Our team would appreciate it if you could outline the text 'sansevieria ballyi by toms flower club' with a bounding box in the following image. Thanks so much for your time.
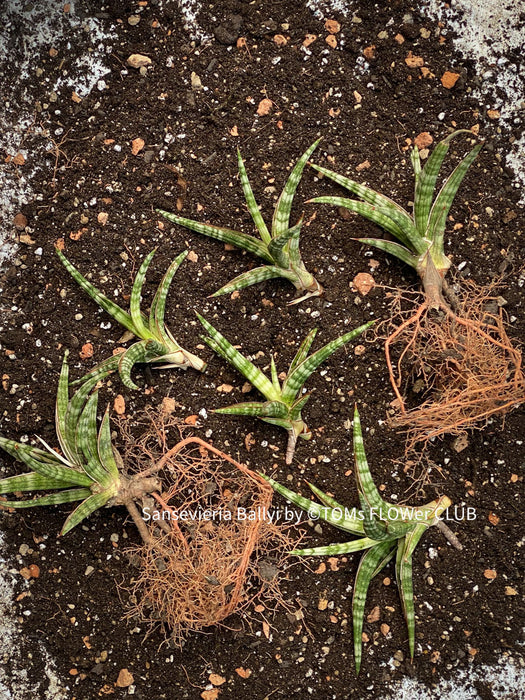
[263,407,462,672]
[196,314,373,463]
[57,248,205,390]
[158,140,323,304]
[0,352,160,538]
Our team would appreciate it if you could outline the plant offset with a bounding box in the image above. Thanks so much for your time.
[158,140,323,304]
[57,248,206,390]
[310,130,524,448]
[197,313,373,462]
[265,407,461,672]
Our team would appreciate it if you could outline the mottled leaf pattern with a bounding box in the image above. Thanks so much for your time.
[58,248,205,390]
[199,315,370,462]
[266,407,456,671]
[157,141,322,300]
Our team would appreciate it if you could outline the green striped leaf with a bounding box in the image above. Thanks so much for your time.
[288,329,317,374]
[0,472,77,494]
[237,149,271,245]
[353,407,386,512]
[65,375,101,464]
[1,488,91,510]
[428,143,483,248]
[272,139,320,237]
[150,250,188,337]
[289,393,311,421]
[71,354,121,386]
[352,541,396,674]
[410,146,421,180]
[55,351,74,462]
[292,537,382,557]
[282,322,373,403]
[56,249,138,335]
[211,265,284,297]
[157,210,273,263]
[270,357,280,393]
[60,491,113,536]
[130,249,156,339]
[354,238,419,269]
[359,491,389,541]
[413,130,470,235]
[396,537,416,660]
[214,400,289,418]
[263,476,365,536]
[78,394,113,486]
[309,163,416,235]
[268,220,303,268]
[97,407,119,480]
[0,438,93,487]
[117,341,149,390]
[196,314,281,401]
[309,196,423,254]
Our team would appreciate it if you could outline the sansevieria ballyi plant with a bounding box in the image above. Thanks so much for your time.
[57,248,205,390]
[263,407,462,672]
[196,313,373,463]
[158,140,323,304]
[0,352,160,536]
[309,131,482,309]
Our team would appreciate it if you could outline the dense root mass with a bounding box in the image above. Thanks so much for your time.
[385,279,525,451]
[120,409,292,642]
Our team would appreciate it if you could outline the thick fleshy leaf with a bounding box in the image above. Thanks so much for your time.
[410,146,421,180]
[117,341,149,390]
[289,393,311,421]
[282,322,373,403]
[55,351,74,462]
[268,220,303,268]
[353,238,419,269]
[214,400,289,419]
[0,438,93,487]
[0,472,78,494]
[352,541,396,674]
[149,250,188,335]
[78,394,113,486]
[197,314,281,401]
[288,329,317,374]
[60,490,113,535]
[237,149,271,245]
[309,163,416,236]
[0,488,91,510]
[130,249,156,339]
[157,210,273,262]
[272,139,320,237]
[263,475,365,535]
[413,130,470,235]
[292,537,382,557]
[428,142,483,247]
[353,407,386,513]
[64,375,101,463]
[71,353,121,386]
[210,265,284,297]
[97,407,119,480]
[56,249,138,334]
[309,196,423,254]
[396,538,416,659]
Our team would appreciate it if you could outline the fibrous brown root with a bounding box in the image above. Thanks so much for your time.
[383,278,525,452]
[119,408,294,643]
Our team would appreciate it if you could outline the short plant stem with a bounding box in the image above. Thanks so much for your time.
[286,431,298,464]
[435,519,463,550]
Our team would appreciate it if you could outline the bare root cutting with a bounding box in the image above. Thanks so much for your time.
[119,409,293,643]
[383,279,525,451]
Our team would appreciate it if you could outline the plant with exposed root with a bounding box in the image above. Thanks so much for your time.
[309,131,524,447]
[0,365,289,638]
[158,140,323,304]
[197,313,373,463]
[0,352,161,536]
[264,407,462,673]
[57,248,205,390]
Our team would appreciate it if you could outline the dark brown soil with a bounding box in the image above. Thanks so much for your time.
[1,1,523,698]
